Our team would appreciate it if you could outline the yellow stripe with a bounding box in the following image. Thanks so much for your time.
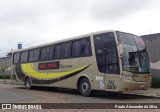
[21,63,87,80]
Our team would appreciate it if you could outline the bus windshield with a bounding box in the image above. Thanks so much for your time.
[117,31,150,73]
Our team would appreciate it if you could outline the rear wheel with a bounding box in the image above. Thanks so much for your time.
[79,78,91,97]
[25,77,32,89]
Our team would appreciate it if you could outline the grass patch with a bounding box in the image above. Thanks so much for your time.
[151,77,160,88]
[0,75,11,79]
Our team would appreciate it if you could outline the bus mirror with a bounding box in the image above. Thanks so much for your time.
[119,42,124,58]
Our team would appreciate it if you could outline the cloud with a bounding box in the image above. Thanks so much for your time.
[0,0,156,57]
[90,0,151,22]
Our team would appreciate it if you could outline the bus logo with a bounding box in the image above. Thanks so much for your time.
[2,104,11,109]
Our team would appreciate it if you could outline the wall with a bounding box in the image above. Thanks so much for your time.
[0,57,12,75]
[145,40,160,78]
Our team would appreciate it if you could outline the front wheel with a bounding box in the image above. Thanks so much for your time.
[79,78,91,97]
[25,77,32,89]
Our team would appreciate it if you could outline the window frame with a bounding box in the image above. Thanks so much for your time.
[72,36,92,58]
[40,45,54,61]
[13,52,20,64]
[20,51,29,63]
[54,41,72,59]
[93,32,120,74]
[28,48,40,62]
[13,36,92,63]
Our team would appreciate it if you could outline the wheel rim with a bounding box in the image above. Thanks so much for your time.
[82,83,89,93]
[26,79,31,88]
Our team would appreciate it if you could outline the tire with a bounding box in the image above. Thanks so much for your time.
[79,78,91,97]
[25,77,32,90]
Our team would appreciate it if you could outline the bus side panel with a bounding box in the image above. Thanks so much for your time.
[73,70,94,89]
[11,64,24,85]
[47,77,73,88]
[49,57,94,89]
[92,72,105,90]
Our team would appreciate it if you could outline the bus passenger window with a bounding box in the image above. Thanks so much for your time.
[55,44,62,59]
[40,47,47,61]
[29,48,40,61]
[40,46,54,61]
[81,38,91,55]
[72,37,91,57]
[72,40,81,57]
[20,51,28,63]
[62,42,71,58]
[46,46,54,60]
[13,53,20,64]
[55,43,71,59]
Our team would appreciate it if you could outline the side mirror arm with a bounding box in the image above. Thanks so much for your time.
[117,42,124,58]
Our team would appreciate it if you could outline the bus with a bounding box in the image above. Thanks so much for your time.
[11,30,151,96]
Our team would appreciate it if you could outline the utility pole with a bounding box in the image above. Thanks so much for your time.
[150,29,152,40]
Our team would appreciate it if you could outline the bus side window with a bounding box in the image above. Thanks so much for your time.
[40,47,47,61]
[72,40,81,57]
[13,52,20,64]
[40,45,54,61]
[29,50,34,61]
[20,51,28,63]
[55,44,62,59]
[62,42,71,58]
[81,38,91,55]
[29,48,40,62]
[72,37,91,57]
[46,45,54,60]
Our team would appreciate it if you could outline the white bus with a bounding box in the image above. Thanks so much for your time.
[11,30,151,96]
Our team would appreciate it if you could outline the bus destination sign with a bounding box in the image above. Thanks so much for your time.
[38,61,60,70]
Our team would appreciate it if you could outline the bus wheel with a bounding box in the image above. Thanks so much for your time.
[79,78,91,97]
[25,77,32,89]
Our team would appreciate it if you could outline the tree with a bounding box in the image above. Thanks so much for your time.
[6,52,12,57]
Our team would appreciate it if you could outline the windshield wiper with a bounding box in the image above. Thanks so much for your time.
[137,48,149,72]
[137,49,142,66]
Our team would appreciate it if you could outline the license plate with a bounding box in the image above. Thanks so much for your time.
[140,85,144,88]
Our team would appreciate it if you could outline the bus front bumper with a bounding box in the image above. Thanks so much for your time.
[118,78,152,92]
[104,78,152,92]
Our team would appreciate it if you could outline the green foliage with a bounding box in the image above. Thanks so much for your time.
[0,75,11,79]
[151,77,160,88]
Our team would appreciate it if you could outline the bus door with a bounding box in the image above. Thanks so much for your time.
[94,32,120,91]
[103,41,120,91]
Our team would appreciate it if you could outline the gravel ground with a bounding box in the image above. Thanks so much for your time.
[0,81,160,112]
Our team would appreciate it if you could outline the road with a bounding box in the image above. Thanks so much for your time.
[0,83,160,112]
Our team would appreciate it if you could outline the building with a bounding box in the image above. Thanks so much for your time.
[141,33,160,78]
[0,56,12,75]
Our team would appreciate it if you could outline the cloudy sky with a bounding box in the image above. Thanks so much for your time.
[0,0,160,57]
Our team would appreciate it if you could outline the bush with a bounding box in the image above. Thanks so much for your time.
[151,77,160,88]
[0,75,11,79]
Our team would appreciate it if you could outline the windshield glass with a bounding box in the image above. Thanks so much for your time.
[117,31,150,73]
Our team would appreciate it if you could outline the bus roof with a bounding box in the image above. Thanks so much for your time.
[13,30,116,53]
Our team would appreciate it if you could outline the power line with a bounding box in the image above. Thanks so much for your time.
[0,49,13,51]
